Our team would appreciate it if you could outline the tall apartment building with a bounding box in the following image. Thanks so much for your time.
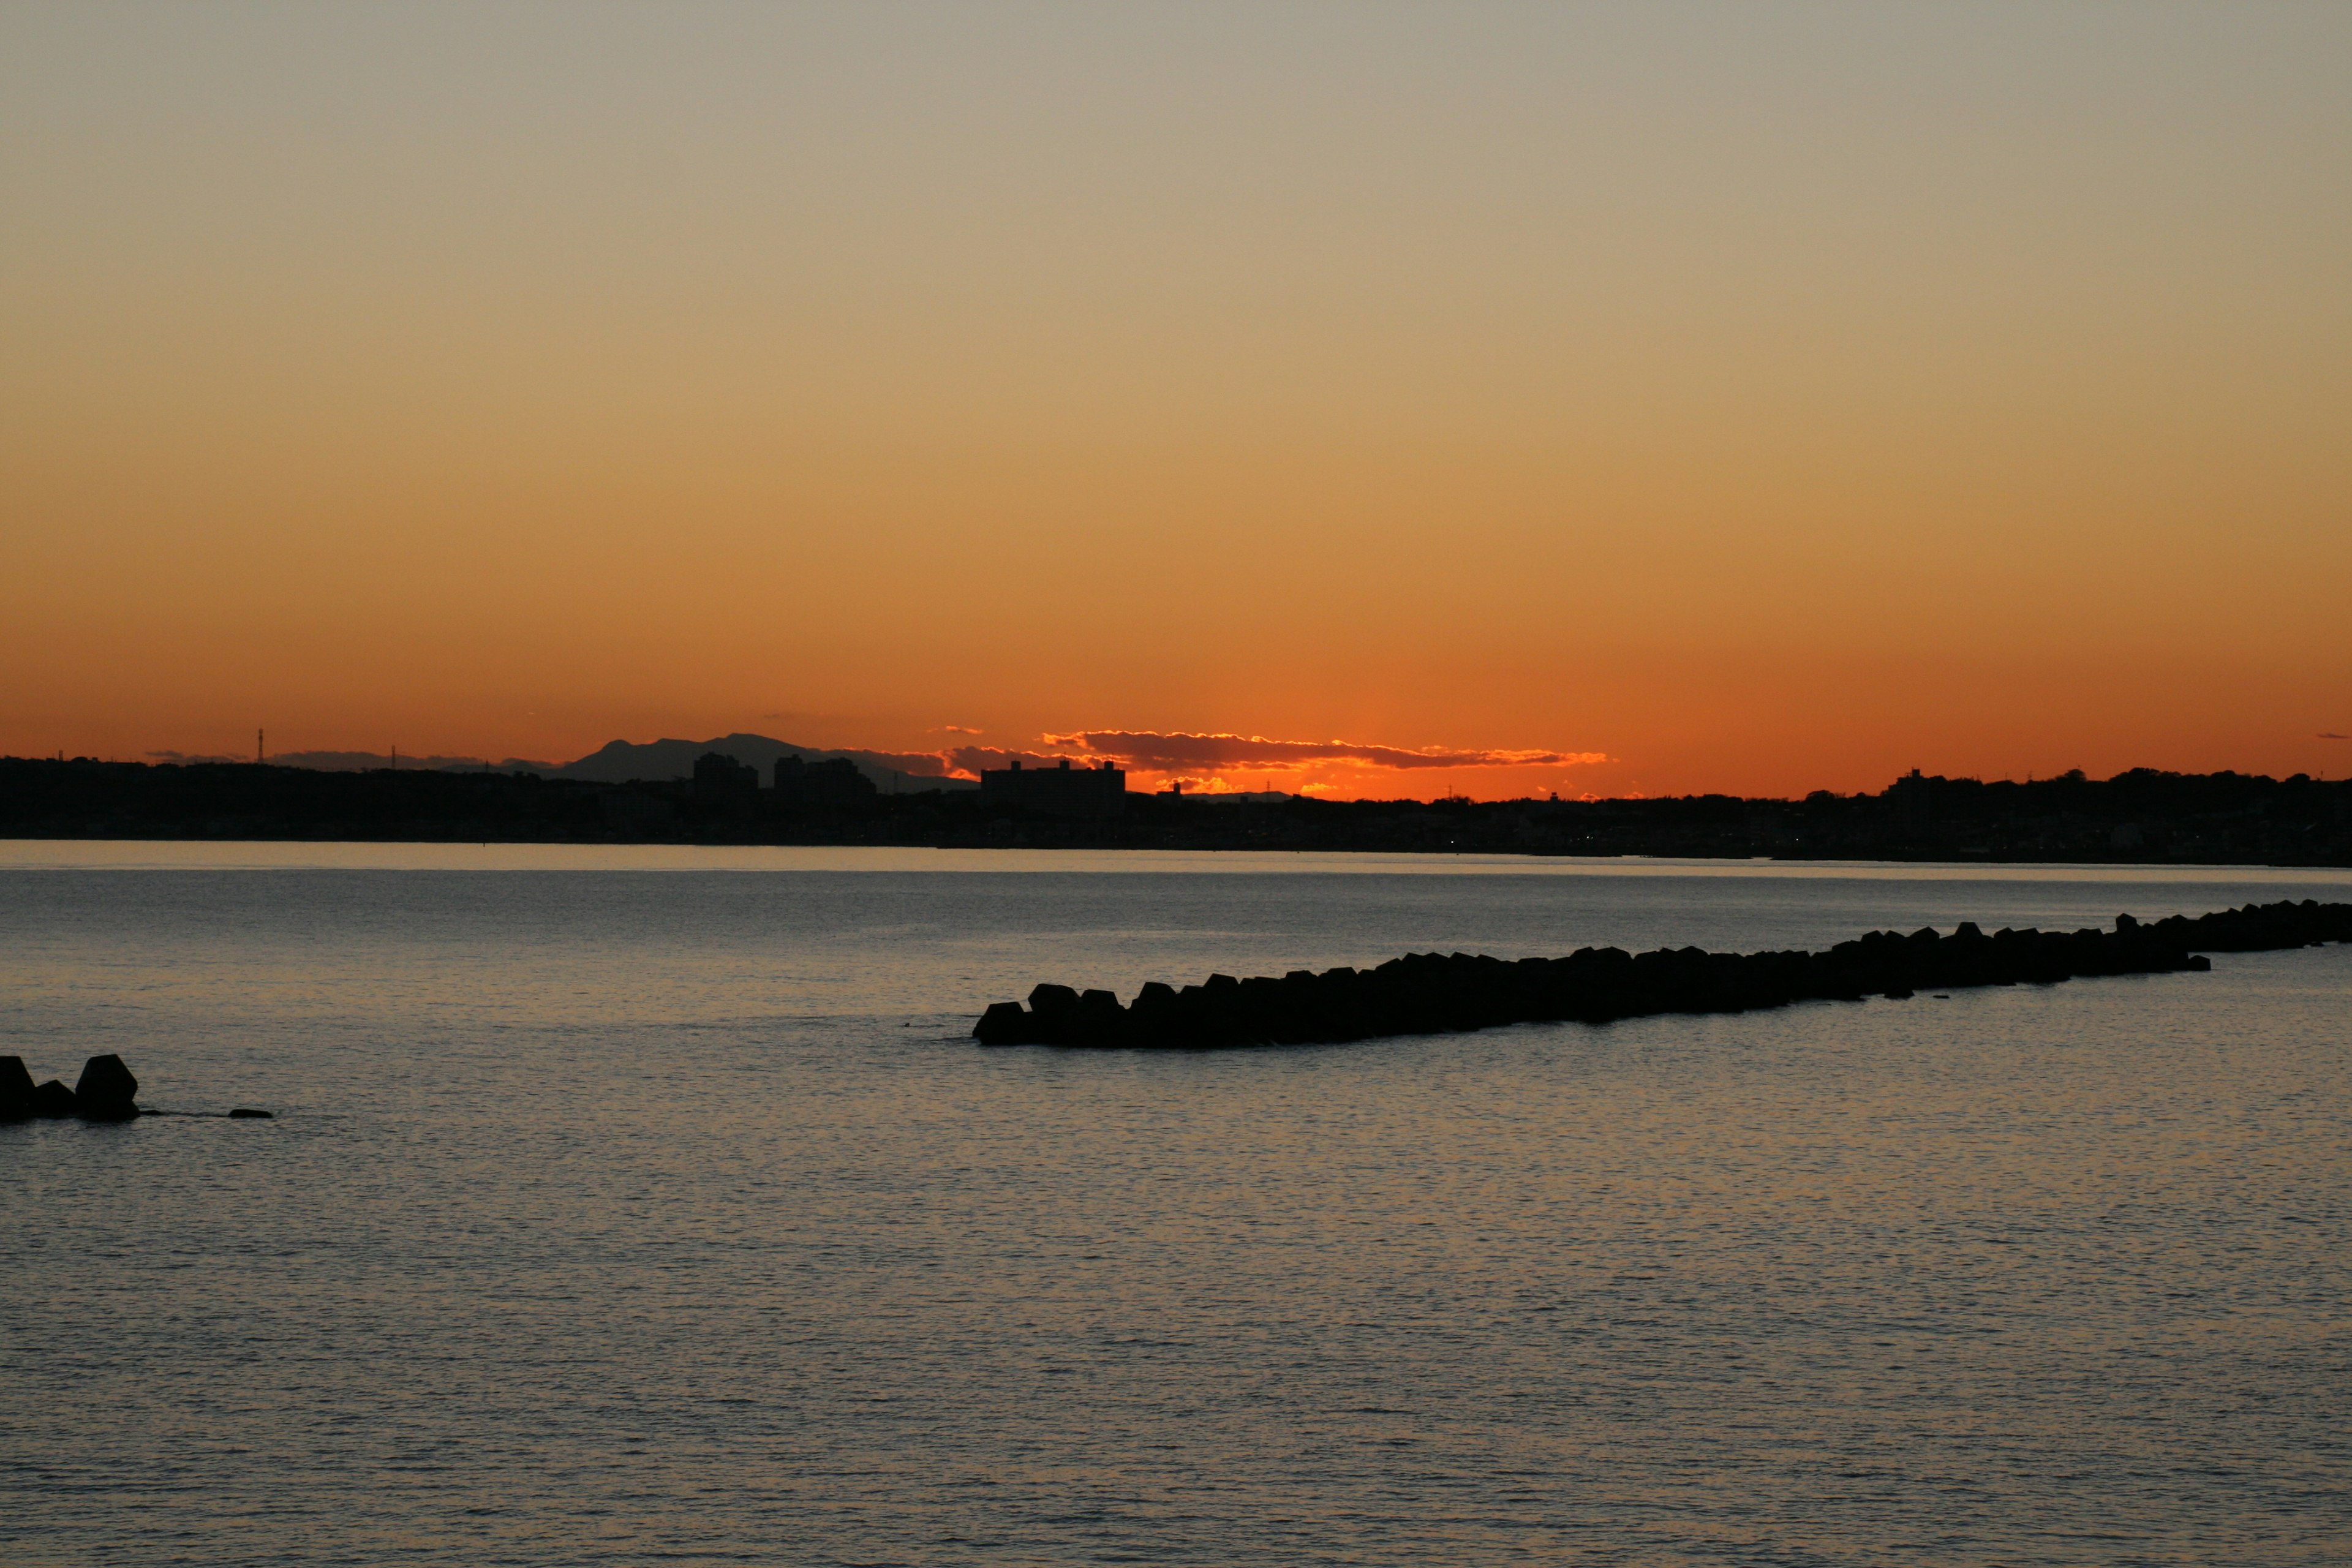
[978,758,1126,817]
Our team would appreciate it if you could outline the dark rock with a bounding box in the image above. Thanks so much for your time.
[973,1001,1030,1044]
[31,1079,77,1118]
[1,1056,34,1121]
[1131,981,1178,1013]
[1027,984,1080,1017]
[75,1054,140,1120]
[1070,989,1125,1047]
[228,1107,274,1119]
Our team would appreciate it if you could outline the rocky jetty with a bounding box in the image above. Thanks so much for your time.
[1,1055,275,1122]
[973,899,2352,1050]
[2,1054,144,1120]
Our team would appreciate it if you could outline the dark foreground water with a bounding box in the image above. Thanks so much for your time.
[4,844,2350,1566]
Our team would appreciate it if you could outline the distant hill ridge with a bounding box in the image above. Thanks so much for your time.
[549,734,972,791]
[146,734,974,791]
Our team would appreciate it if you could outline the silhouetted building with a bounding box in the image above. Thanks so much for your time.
[774,754,878,808]
[693,751,760,805]
[1887,767,1939,832]
[979,757,1126,817]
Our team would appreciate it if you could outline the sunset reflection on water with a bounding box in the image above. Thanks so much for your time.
[5,853,2348,1563]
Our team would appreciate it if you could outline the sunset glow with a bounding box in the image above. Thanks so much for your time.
[6,4,2348,797]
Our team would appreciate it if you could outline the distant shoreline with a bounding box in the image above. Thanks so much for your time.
[3,834,2349,876]
[4,758,2348,868]
[18,841,2352,888]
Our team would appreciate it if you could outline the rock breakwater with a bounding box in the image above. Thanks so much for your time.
[2,1053,141,1121]
[972,899,2352,1050]
[1,1054,274,1122]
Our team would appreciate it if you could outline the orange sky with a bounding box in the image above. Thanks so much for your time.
[6,4,2349,800]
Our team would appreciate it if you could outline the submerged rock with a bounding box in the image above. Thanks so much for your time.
[228,1108,273,1120]
[30,1080,77,1118]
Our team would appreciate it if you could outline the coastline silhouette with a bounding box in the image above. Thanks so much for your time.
[2,753,2347,865]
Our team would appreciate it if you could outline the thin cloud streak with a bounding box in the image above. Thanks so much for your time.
[917,730,1612,797]
[1040,729,1612,772]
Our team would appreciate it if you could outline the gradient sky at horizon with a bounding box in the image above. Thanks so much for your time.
[6,2,2348,798]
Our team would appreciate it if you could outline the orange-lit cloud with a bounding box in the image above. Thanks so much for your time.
[1041,730,1610,774]
[924,732,1612,799]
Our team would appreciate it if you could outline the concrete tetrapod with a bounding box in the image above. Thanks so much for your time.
[74,1054,141,1121]
[0,1055,273,1122]
[0,1057,36,1121]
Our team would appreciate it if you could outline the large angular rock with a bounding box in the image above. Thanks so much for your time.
[1,1057,34,1121]
[31,1080,77,1118]
[1027,983,1079,1017]
[1070,989,1125,1047]
[74,1054,140,1121]
[973,1001,1030,1044]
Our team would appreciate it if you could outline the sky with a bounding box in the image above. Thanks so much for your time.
[4,2,2348,799]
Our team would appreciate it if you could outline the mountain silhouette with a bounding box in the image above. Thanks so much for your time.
[548,734,973,791]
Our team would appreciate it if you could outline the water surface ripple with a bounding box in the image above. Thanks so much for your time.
[4,847,2348,1565]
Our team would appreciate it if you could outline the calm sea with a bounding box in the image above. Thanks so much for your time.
[5,843,2349,1567]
